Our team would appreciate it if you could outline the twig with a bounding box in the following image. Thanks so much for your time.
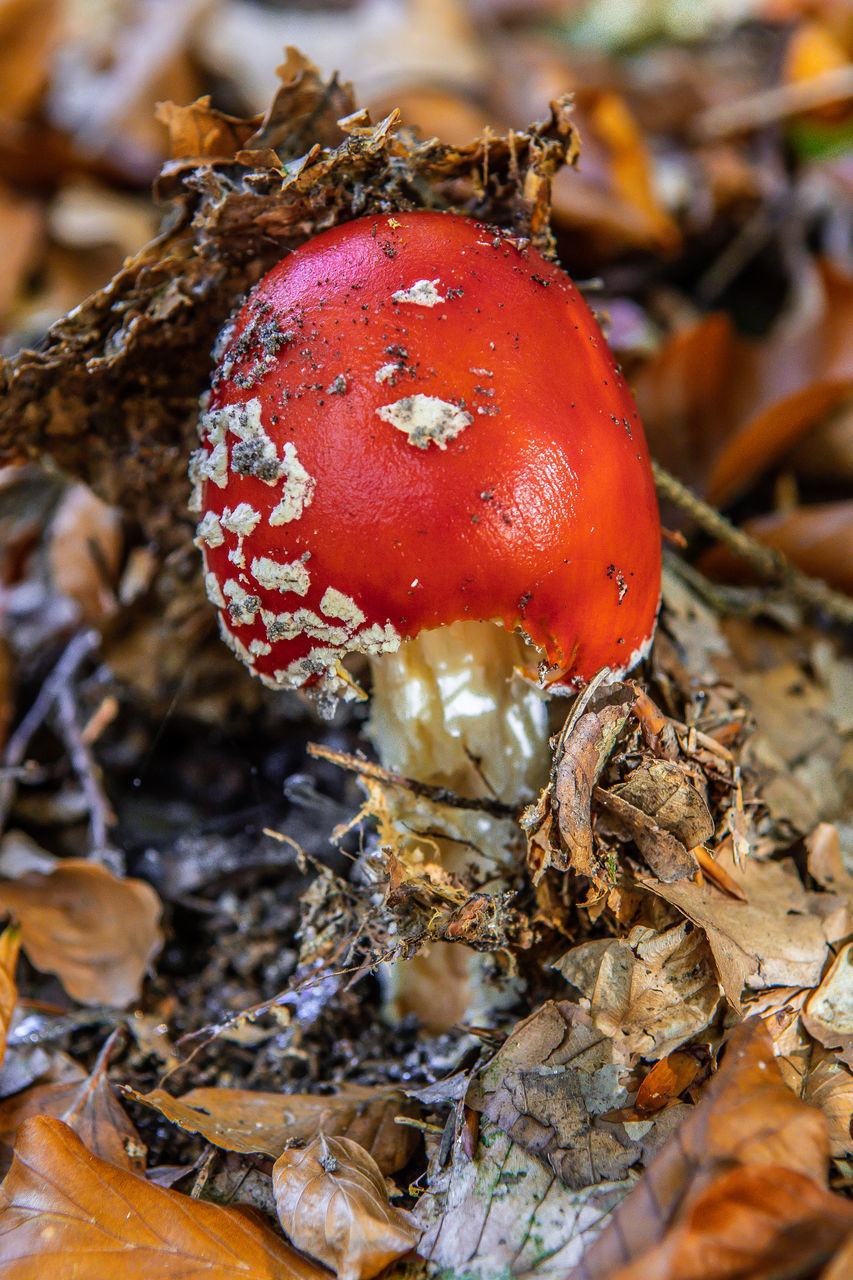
[306,743,517,818]
[652,459,853,626]
[694,64,853,139]
[54,682,120,871]
[0,630,101,828]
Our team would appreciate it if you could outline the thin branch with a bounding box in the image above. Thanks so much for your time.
[652,459,853,626]
[0,630,101,828]
[694,63,853,138]
[306,743,517,818]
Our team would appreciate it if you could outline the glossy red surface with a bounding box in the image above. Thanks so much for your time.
[196,212,661,689]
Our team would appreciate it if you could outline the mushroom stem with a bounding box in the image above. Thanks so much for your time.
[367,619,550,811]
[366,620,551,1030]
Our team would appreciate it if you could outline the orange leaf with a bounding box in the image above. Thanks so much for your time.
[273,1135,420,1280]
[635,1052,701,1115]
[0,1116,327,1278]
[0,924,19,1071]
[0,860,162,1006]
[576,1019,837,1279]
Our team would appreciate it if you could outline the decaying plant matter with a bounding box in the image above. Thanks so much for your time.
[1,31,853,1280]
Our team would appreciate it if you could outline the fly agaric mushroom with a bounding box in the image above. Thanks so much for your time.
[192,211,661,1026]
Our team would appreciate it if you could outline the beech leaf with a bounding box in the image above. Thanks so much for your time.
[0,1115,328,1278]
[0,924,20,1070]
[572,1019,841,1279]
[272,1134,420,1280]
[125,1083,418,1174]
[0,860,163,1006]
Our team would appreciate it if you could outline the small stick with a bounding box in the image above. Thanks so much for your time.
[695,64,853,139]
[0,629,100,828]
[652,459,853,626]
[306,743,516,818]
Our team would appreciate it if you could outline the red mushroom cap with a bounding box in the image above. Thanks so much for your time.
[192,212,661,700]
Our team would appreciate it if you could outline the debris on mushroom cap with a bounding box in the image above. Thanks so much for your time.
[194,211,662,705]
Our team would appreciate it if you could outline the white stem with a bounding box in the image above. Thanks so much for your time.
[367,619,550,804]
[366,620,551,1030]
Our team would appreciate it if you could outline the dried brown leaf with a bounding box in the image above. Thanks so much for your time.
[635,260,853,507]
[0,0,60,119]
[802,1047,853,1157]
[573,1019,842,1280]
[466,1000,685,1189]
[273,1134,420,1280]
[635,1052,702,1116]
[418,1122,630,1280]
[0,1115,326,1278]
[612,760,714,851]
[807,824,853,896]
[640,848,828,1011]
[595,787,700,883]
[553,922,721,1062]
[156,96,262,160]
[0,860,163,1006]
[589,1164,853,1280]
[553,695,632,880]
[0,1031,144,1178]
[803,941,853,1068]
[0,923,19,1070]
[126,1082,418,1174]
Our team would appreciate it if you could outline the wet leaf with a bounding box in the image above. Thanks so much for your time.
[0,860,163,1006]
[553,923,721,1063]
[126,1082,418,1174]
[272,1134,420,1280]
[0,1115,328,1278]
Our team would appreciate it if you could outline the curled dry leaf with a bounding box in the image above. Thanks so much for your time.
[551,684,634,882]
[125,1082,419,1174]
[573,1019,839,1280]
[594,787,700,884]
[553,922,721,1063]
[0,1116,328,1279]
[635,1052,703,1116]
[272,1134,420,1280]
[611,760,714,852]
[0,860,163,1006]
